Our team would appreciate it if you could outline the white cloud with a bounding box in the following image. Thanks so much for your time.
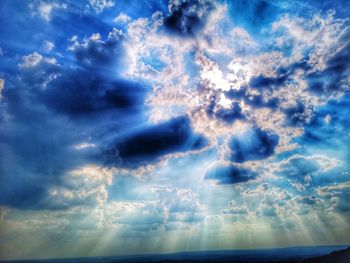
[89,0,114,13]
[272,11,350,72]
[222,201,249,215]
[33,1,67,22]
[74,142,96,150]
[316,181,350,213]
[18,52,43,68]
[114,3,350,195]
[43,40,54,52]
[114,12,131,24]
[18,52,58,69]
[48,165,115,208]
[101,186,207,231]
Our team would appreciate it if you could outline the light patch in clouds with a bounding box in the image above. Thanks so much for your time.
[74,142,96,150]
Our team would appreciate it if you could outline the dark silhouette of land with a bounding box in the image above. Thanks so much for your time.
[2,245,349,263]
[301,246,350,263]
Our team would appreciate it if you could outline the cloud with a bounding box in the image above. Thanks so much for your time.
[204,163,257,185]
[0,27,147,209]
[42,73,147,116]
[17,52,61,89]
[229,128,279,163]
[103,115,208,168]
[317,181,350,213]
[256,187,293,217]
[114,13,131,24]
[43,40,54,52]
[307,38,350,97]
[1,1,350,257]
[104,186,206,232]
[222,201,249,215]
[69,28,125,71]
[278,156,320,181]
[47,164,114,208]
[227,0,281,33]
[276,154,341,184]
[89,0,114,13]
[212,102,245,124]
[18,52,47,69]
[0,102,82,209]
[34,1,67,22]
[164,0,214,37]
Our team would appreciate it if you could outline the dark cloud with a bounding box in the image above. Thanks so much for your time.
[40,71,147,117]
[307,32,350,96]
[224,88,246,100]
[284,101,311,127]
[214,102,245,124]
[71,28,125,72]
[277,156,319,181]
[0,87,84,209]
[245,93,279,109]
[205,96,245,124]
[297,91,350,147]
[204,164,257,185]
[229,128,279,163]
[249,74,288,90]
[224,88,279,110]
[103,115,208,168]
[0,28,149,209]
[164,0,213,37]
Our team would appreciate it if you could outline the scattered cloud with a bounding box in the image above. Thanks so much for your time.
[89,0,114,13]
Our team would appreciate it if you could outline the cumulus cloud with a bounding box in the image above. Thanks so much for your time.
[17,52,60,89]
[89,0,114,13]
[43,40,54,52]
[68,28,125,70]
[33,1,67,22]
[18,52,44,68]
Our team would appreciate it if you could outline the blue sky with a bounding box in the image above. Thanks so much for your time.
[0,0,350,260]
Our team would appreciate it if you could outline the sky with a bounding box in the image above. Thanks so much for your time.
[0,0,350,260]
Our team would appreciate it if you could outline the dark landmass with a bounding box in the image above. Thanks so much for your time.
[301,246,350,263]
[2,245,349,263]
